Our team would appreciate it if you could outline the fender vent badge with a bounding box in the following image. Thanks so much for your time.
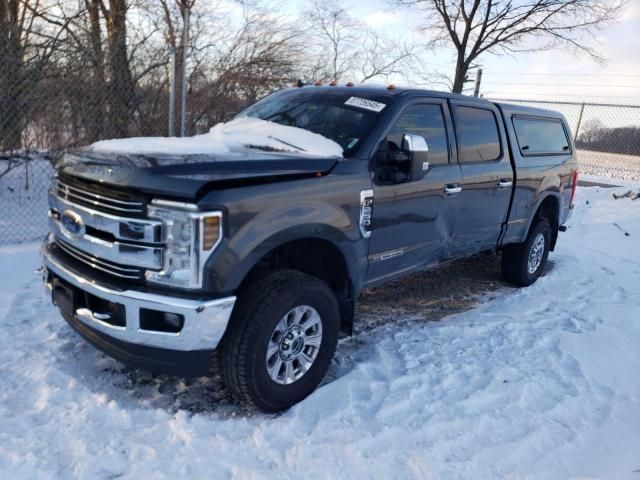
[359,189,373,238]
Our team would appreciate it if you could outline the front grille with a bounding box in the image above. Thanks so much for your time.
[55,176,147,216]
[55,237,145,280]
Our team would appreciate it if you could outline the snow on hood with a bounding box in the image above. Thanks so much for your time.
[88,117,343,158]
[209,117,343,157]
[88,133,229,156]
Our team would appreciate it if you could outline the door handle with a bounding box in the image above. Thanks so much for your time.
[497,179,513,189]
[444,184,462,196]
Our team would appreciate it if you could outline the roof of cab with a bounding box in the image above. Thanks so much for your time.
[285,83,568,121]
[286,83,492,103]
[494,101,569,124]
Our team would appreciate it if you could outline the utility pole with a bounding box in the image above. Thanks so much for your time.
[473,68,483,97]
[574,103,585,143]
[180,6,190,137]
[168,47,176,137]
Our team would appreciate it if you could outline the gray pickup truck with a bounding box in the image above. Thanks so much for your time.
[42,85,578,411]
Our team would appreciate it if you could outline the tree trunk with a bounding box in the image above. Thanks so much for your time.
[0,0,25,151]
[86,0,106,141]
[104,0,135,138]
[451,51,466,94]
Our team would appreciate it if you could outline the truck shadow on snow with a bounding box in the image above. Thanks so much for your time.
[62,253,554,417]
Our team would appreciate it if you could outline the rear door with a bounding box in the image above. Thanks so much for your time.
[366,99,463,285]
[449,101,514,255]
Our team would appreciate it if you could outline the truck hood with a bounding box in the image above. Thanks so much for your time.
[56,150,339,200]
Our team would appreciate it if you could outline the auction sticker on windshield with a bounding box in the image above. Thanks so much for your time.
[344,97,387,112]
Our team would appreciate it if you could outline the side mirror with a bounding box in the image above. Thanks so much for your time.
[401,133,429,181]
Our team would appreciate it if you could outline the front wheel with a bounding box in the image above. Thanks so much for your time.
[218,270,340,412]
[501,219,551,287]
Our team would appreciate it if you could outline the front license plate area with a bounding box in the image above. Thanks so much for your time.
[52,277,76,317]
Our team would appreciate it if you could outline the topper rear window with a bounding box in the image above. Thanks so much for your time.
[512,116,571,156]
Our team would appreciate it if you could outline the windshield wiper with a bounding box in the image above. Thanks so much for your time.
[267,136,306,152]
[244,144,284,152]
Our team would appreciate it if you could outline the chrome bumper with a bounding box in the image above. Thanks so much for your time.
[42,242,236,351]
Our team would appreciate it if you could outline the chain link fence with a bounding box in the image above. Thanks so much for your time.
[0,154,54,245]
[2,96,640,245]
[489,98,640,185]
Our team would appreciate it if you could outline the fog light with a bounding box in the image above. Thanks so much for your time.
[164,313,184,331]
[140,308,184,333]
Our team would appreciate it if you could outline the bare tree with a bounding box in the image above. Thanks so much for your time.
[394,0,628,93]
[578,118,604,143]
[0,0,79,150]
[0,0,28,150]
[359,31,415,82]
[187,7,304,130]
[156,0,196,134]
[302,0,415,83]
[0,0,419,152]
[85,0,107,140]
[98,0,136,137]
[302,1,360,81]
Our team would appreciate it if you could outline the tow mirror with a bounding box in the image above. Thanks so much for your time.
[401,133,429,181]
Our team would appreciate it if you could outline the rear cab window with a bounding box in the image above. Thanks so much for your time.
[454,106,502,163]
[512,116,570,156]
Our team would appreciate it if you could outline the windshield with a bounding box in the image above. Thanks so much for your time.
[237,89,390,157]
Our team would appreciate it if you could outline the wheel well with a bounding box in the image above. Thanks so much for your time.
[239,238,355,335]
[533,195,560,250]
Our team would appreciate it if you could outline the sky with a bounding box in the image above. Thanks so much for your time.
[284,0,640,104]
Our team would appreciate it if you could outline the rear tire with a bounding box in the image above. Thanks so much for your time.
[501,219,551,287]
[218,270,340,412]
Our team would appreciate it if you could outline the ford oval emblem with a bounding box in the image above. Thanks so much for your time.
[60,210,85,237]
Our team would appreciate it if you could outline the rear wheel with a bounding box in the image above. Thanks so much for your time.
[218,270,339,412]
[501,219,551,287]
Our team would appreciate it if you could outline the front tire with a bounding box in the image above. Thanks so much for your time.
[501,219,551,287]
[219,270,340,412]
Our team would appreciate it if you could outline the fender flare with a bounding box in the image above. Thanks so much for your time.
[203,222,364,295]
[521,191,561,246]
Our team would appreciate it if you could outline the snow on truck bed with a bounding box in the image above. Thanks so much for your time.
[89,117,344,158]
[1,187,639,479]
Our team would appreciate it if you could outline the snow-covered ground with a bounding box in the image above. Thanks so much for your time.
[0,186,639,479]
[578,150,640,186]
[0,156,53,245]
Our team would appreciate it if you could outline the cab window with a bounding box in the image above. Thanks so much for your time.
[455,106,501,163]
[386,104,449,165]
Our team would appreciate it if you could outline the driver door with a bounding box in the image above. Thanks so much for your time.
[366,100,463,285]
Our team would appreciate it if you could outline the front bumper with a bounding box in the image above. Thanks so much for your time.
[42,240,236,372]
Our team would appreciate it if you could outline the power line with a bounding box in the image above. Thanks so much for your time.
[487,72,640,77]
[482,91,640,100]
[483,81,639,87]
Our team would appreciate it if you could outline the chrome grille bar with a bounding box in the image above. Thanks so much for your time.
[49,176,165,283]
[55,238,144,280]
[55,179,146,215]
[49,191,162,244]
[49,217,163,270]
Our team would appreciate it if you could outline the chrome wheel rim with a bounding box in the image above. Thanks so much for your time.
[265,305,323,385]
[528,233,546,274]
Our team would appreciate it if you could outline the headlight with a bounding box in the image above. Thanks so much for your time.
[146,199,222,289]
